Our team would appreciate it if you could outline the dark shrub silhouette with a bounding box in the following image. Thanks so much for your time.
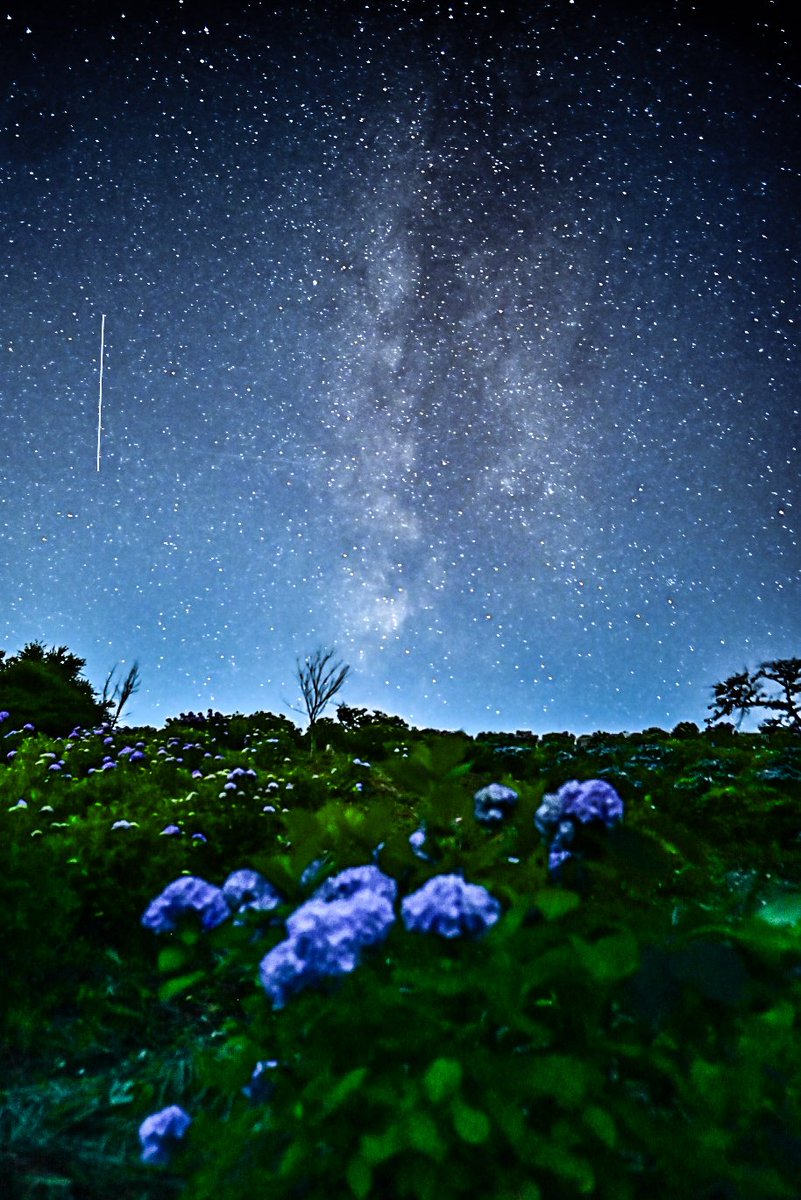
[0,640,109,735]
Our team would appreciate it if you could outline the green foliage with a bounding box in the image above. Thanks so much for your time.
[3,711,801,1199]
[0,641,109,735]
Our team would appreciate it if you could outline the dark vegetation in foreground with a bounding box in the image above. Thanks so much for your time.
[1,642,801,1199]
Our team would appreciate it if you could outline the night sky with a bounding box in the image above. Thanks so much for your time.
[1,0,798,735]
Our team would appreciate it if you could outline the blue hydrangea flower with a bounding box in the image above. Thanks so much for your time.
[311,864,397,907]
[473,782,519,826]
[222,868,283,915]
[139,1104,192,1165]
[535,779,624,834]
[259,939,312,1009]
[535,779,624,874]
[141,876,231,934]
[401,874,502,939]
[260,889,396,1009]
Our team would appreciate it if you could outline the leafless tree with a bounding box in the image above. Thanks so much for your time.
[294,647,350,754]
[102,661,141,727]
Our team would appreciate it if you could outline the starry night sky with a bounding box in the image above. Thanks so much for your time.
[1,0,799,735]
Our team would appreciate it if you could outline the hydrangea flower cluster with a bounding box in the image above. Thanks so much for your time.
[473,782,519,826]
[534,778,624,872]
[139,1104,192,1165]
[222,868,283,917]
[401,873,502,939]
[141,875,231,934]
[259,867,396,1009]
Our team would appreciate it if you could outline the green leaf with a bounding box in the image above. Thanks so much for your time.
[423,1057,463,1103]
[405,1110,448,1161]
[758,892,801,927]
[573,930,639,983]
[157,944,191,974]
[360,1124,402,1165]
[322,1066,369,1115]
[528,1055,588,1108]
[346,1156,373,1199]
[451,1098,491,1144]
[157,970,207,1002]
[582,1104,616,1148]
[532,889,581,920]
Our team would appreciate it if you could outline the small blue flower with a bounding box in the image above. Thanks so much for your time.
[141,876,230,934]
[139,1104,191,1165]
[243,1059,279,1103]
[0,711,9,722]
[473,782,519,826]
[160,824,181,836]
[409,825,435,862]
[401,874,502,939]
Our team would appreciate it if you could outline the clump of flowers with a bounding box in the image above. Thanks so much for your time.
[401,873,502,939]
[141,876,231,934]
[259,866,397,1009]
[473,782,519,826]
[535,778,624,873]
[139,1104,192,1165]
[222,868,284,918]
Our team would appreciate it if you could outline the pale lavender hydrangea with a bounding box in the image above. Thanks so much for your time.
[222,868,283,915]
[473,782,519,826]
[401,873,502,939]
[141,876,231,934]
[139,1104,191,1165]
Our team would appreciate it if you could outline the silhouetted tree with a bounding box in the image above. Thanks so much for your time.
[101,661,141,727]
[707,657,801,733]
[293,647,350,755]
[0,641,110,735]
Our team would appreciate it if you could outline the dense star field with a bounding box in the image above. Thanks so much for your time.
[1,0,798,733]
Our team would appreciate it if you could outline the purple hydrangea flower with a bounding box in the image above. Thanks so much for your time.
[259,938,312,1009]
[139,1105,191,1165]
[141,876,231,934]
[535,779,624,874]
[535,779,624,835]
[473,782,519,826]
[260,889,396,1009]
[311,864,397,907]
[401,874,502,939]
[222,868,283,915]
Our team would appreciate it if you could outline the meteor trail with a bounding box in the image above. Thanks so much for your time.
[96,313,105,472]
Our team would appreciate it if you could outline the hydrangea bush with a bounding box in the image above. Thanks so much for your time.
[4,717,801,1200]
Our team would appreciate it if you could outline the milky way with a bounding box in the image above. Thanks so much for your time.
[1,1,798,734]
